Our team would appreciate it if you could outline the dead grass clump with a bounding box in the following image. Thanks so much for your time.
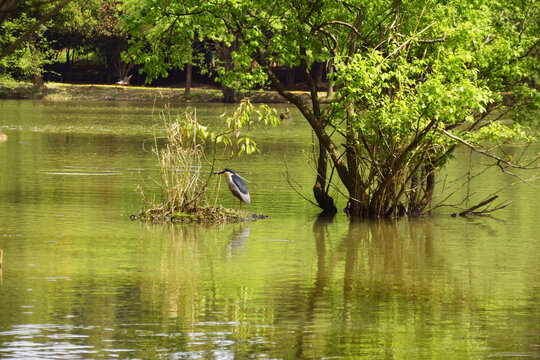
[137,105,210,216]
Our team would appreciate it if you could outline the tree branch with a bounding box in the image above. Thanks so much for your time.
[450,195,514,216]
[418,32,446,43]
[442,129,539,170]
[380,21,437,65]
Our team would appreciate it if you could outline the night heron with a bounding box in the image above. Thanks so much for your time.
[215,168,250,208]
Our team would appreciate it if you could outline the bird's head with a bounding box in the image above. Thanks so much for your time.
[215,168,236,175]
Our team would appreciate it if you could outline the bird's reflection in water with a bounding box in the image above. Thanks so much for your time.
[226,226,250,257]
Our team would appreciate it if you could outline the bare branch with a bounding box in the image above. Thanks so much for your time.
[451,195,513,216]
[311,25,338,57]
[442,129,540,171]
[313,20,371,48]
[453,195,498,216]
[283,158,319,208]
[418,33,446,43]
[380,21,437,65]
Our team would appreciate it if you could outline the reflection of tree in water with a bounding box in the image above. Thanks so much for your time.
[155,224,210,319]
[141,223,258,357]
[292,212,336,359]
[130,217,540,359]
[289,217,474,359]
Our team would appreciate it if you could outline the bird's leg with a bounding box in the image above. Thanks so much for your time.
[233,198,236,209]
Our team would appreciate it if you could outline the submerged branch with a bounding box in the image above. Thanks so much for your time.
[451,195,513,216]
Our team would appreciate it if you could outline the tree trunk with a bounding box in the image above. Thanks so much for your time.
[29,43,44,89]
[408,174,418,213]
[106,53,114,83]
[185,62,192,96]
[299,50,337,213]
[414,168,435,215]
[313,143,337,213]
[326,60,334,99]
[345,188,371,218]
[67,48,73,82]
[259,55,353,213]
[313,63,323,90]
[218,43,236,102]
[32,73,44,89]
[286,67,295,89]
[222,86,235,102]
[65,47,70,82]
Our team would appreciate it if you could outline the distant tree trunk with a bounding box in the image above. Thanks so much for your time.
[112,52,133,84]
[326,60,334,99]
[219,44,236,102]
[29,43,44,89]
[184,46,193,95]
[286,67,295,89]
[313,63,323,90]
[106,53,114,83]
[65,47,70,72]
[32,73,44,89]
[222,86,235,102]
[185,62,192,96]
[67,48,73,82]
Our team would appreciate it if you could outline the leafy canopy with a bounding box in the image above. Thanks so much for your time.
[123,0,539,216]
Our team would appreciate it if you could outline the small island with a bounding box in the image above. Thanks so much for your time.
[131,206,268,224]
[131,99,280,224]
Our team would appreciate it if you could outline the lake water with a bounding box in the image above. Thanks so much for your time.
[0,99,539,359]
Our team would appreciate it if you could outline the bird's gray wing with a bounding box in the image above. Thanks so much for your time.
[232,174,249,195]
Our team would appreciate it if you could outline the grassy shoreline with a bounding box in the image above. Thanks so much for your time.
[0,81,295,103]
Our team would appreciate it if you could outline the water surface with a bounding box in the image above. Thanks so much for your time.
[0,100,539,359]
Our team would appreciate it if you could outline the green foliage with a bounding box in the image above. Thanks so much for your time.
[176,98,280,157]
[47,0,102,46]
[216,99,280,156]
[122,0,539,216]
[0,14,55,80]
[122,0,199,82]
[1,0,130,82]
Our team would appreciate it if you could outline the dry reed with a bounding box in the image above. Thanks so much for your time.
[140,105,208,215]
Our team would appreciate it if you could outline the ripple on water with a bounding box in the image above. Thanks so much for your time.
[0,324,99,359]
